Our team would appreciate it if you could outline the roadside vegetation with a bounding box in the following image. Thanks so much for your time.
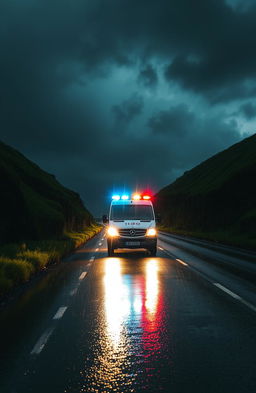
[0,141,103,297]
[0,224,102,296]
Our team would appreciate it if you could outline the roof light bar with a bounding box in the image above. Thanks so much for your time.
[112,192,152,201]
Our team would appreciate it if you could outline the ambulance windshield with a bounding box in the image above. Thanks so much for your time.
[110,205,154,220]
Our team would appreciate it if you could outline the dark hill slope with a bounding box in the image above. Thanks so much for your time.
[156,134,256,246]
[0,141,93,243]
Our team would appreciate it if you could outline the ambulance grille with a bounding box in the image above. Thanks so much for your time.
[119,228,147,237]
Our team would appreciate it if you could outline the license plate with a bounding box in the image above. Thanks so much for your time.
[125,241,140,246]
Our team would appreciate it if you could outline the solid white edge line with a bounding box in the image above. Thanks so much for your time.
[30,327,54,355]
[79,272,87,280]
[176,258,188,266]
[53,306,68,320]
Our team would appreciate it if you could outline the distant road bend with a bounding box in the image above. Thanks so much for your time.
[0,230,256,393]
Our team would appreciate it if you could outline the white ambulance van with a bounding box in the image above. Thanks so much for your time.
[103,193,157,256]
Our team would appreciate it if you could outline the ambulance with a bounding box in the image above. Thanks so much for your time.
[103,193,157,256]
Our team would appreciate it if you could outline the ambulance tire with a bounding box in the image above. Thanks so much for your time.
[108,242,114,256]
[149,246,157,256]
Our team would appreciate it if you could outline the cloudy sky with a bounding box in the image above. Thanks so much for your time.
[1,0,256,214]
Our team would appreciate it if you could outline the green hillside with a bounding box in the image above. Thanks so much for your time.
[0,141,93,243]
[0,141,101,295]
[156,134,256,249]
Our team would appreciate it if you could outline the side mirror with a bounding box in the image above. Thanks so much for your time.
[102,214,109,224]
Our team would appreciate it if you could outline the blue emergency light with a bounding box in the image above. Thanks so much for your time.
[112,195,120,200]
[112,194,130,200]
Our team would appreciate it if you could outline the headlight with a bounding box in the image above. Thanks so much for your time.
[146,228,157,237]
[107,226,119,237]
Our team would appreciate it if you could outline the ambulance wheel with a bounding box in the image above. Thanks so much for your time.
[108,242,114,256]
[149,246,157,256]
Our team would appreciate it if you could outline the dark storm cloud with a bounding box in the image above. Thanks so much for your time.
[147,105,242,169]
[2,0,256,98]
[0,0,251,214]
[112,94,144,125]
[162,0,256,102]
[94,109,241,200]
[227,0,256,12]
[148,105,194,136]
[83,0,256,103]
[138,65,158,88]
[164,49,256,103]
[239,102,256,119]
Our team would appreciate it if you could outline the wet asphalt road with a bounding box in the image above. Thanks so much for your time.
[0,231,256,393]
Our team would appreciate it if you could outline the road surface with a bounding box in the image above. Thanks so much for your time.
[0,231,256,393]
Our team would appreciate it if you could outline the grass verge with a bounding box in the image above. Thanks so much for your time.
[0,224,102,296]
[158,226,256,252]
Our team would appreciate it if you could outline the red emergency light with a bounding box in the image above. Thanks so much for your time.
[132,191,152,201]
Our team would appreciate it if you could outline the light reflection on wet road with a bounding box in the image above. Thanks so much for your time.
[0,233,256,393]
[79,258,170,393]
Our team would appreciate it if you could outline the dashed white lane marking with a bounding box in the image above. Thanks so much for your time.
[213,283,241,300]
[238,298,256,312]
[176,258,188,266]
[161,248,176,259]
[162,247,188,266]
[79,272,87,280]
[95,248,99,251]
[90,256,95,261]
[70,288,78,296]
[161,245,256,313]
[213,283,256,312]
[31,327,54,355]
[98,242,102,246]
[87,263,91,267]
[53,306,68,320]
